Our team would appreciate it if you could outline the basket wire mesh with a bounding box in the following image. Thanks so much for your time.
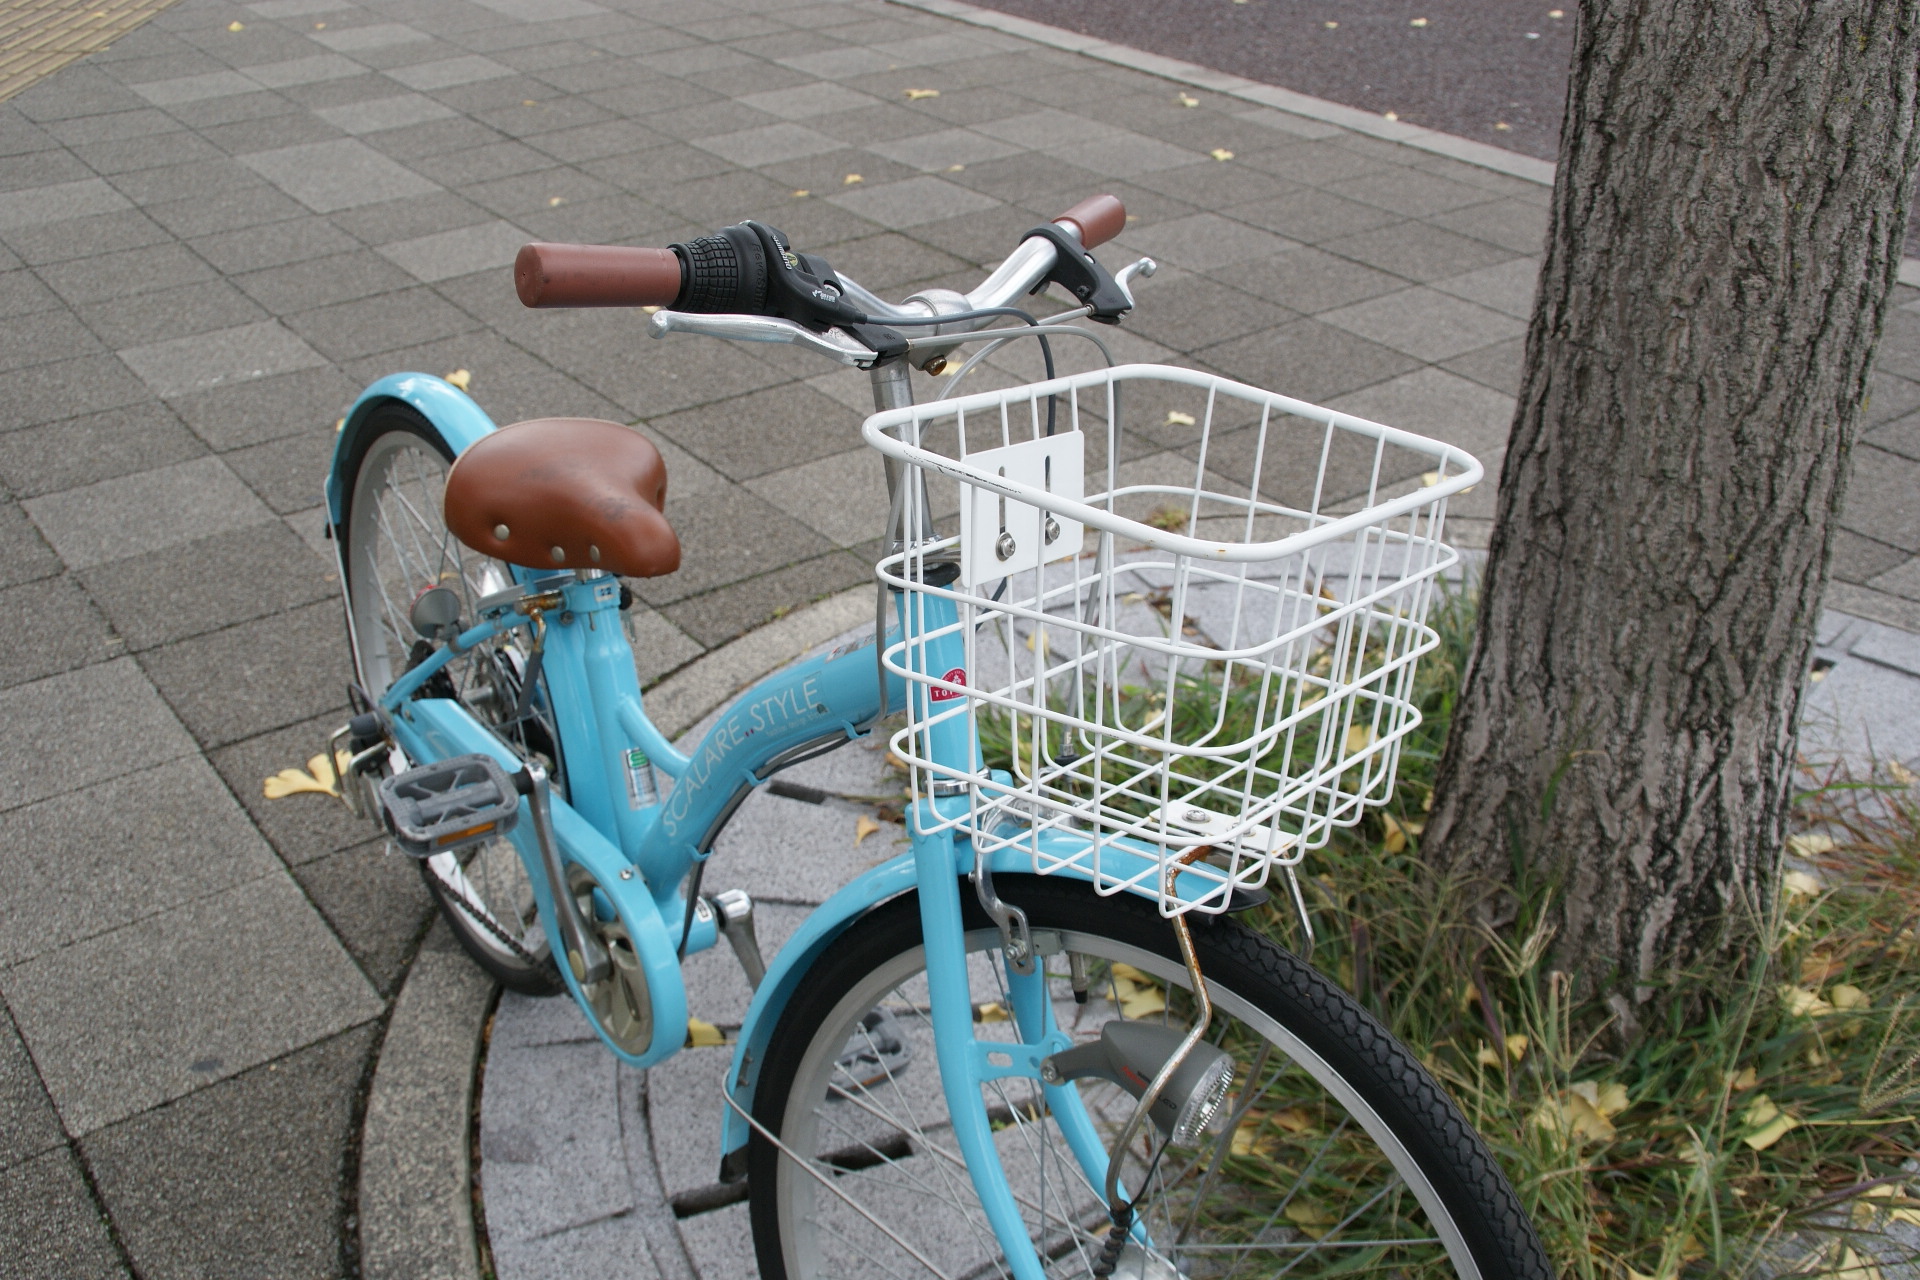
[863,364,1481,916]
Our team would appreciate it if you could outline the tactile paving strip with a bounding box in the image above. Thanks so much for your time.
[0,0,182,104]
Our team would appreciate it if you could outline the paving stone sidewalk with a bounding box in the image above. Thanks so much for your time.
[2,0,1918,1276]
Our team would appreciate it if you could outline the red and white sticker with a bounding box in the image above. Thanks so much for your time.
[928,667,968,701]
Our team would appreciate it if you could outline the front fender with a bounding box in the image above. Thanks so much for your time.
[325,372,500,527]
[715,833,1209,1173]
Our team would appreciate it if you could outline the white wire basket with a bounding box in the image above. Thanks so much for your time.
[862,363,1482,917]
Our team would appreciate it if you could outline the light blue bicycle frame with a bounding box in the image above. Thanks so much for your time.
[331,371,1196,1278]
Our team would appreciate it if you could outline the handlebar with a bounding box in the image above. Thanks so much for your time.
[514,192,1129,316]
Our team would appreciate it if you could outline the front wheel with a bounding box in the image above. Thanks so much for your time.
[748,876,1553,1279]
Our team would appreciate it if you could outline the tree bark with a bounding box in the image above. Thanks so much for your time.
[1422,0,1920,1022]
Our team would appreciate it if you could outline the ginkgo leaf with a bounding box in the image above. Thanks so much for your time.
[1741,1093,1800,1150]
[1165,410,1196,426]
[1271,1106,1313,1132]
[792,189,810,197]
[1788,833,1836,857]
[904,88,939,99]
[264,752,352,801]
[1230,1118,1281,1157]
[1782,869,1823,898]
[1475,1043,1502,1067]
[1176,93,1199,107]
[843,173,864,185]
[1209,148,1234,161]
[854,815,881,846]
[1781,984,1836,1018]
[1109,962,1168,1019]
[1831,983,1870,1011]
[687,1017,726,1047]
[974,1001,1009,1022]
[1283,1201,1336,1238]
[444,368,472,391]
[1345,725,1375,755]
[1505,1034,1529,1061]
[1728,1065,1759,1091]
[228,20,244,30]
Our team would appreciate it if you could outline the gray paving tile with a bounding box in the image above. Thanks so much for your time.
[1866,410,1920,462]
[1327,365,1517,466]
[222,422,339,514]
[0,499,60,589]
[1862,370,1920,429]
[314,91,458,135]
[1431,256,1540,320]
[165,363,359,450]
[0,1007,63,1171]
[241,52,366,89]
[0,657,197,812]
[247,0,356,16]
[311,22,433,52]
[1841,446,1920,552]
[1321,286,1528,362]
[128,70,261,107]
[117,320,329,401]
[469,0,608,19]
[649,381,865,483]
[80,519,335,651]
[0,1148,127,1280]
[0,756,281,967]
[1117,210,1298,272]
[290,840,433,996]
[1876,308,1920,383]
[144,183,308,238]
[10,67,150,124]
[1049,130,1200,180]
[409,136,556,186]
[196,110,346,157]
[691,120,845,168]
[524,117,664,163]
[0,575,117,691]
[37,242,216,306]
[1323,168,1498,218]
[209,712,386,870]
[389,54,517,91]
[69,130,223,176]
[376,217,527,282]
[287,284,481,360]
[139,597,351,746]
[1320,219,1519,283]
[0,146,110,192]
[480,1039,633,1243]
[827,172,997,228]
[1123,270,1300,353]
[1831,528,1910,584]
[0,353,153,432]
[23,456,277,570]
[191,216,359,276]
[0,268,63,318]
[0,178,132,231]
[866,124,1023,173]
[39,107,180,148]
[656,548,870,647]
[0,309,103,373]
[83,1024,376,1280]
[1441,335,1527,398]
[241,137,441,212]
[3,869,379,1134]
[1197,316,1422,404]
[736,81,882,121]
[1,208,173,268]
[744,446,891,548]
[75,279,269,351]
[974,106,1122,150]
[1424,197,1552,256]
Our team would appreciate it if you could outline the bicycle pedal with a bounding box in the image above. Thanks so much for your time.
[378,754,521,857]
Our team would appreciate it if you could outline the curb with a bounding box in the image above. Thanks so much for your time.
[891,0,1920,287]
[355,583,877,1280]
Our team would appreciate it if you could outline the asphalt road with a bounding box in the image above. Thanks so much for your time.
[969,0,1920,258]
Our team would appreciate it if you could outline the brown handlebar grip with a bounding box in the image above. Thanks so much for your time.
[514,243,685,308]
[1053,193,1126,249]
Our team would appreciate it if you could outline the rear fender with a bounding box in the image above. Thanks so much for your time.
[325,373,500,528]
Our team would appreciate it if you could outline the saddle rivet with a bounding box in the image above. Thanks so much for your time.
[589,544,601,563]
[550,546,566,563]
[493,524,509,540]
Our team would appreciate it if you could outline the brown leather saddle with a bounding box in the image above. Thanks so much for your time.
[443,418,680,578]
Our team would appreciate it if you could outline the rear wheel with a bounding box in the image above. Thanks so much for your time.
[338,401,564,995]
[749,876,1553,1279]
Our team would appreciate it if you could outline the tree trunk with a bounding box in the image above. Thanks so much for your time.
[1422,0,1920,1023]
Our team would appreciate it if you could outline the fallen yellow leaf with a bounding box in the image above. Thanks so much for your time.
[1531,1079,1626,1143]
[1889,759,1916,786]
[1410,16,1428,26]
[1176,93,1199,107]
[854,815,881,846]
[1283,1200,1336,1238]
[687,1017,726,1046]
[1781,984,1835,1018]
[263,751,352,801]
[1345,725,1375,755]
[1782,869,1823,898]
[1475,1043,1501,1067]
[1209,148,1234,161]
[974,1001,1009,1022]
[1165,410,1196,426]
[1505,1033,1529,1061]
[1831,983,1870,1011]
[1230,1116,1281,1157]
[444,368,472,391]
[1109,962,1168,1019]
[1271,1106,1313,1132]
[1383,111,1399,122]
[792,189,809,198]
[1788,833,1836,857]
[547,196,564,206]
[904,88,939,99]
[1826,1245,1884,1280]
[227,20,244,30]
[843,173,863,185]
[1741,1093,1800,1150]
[1728,1065,1758,1091]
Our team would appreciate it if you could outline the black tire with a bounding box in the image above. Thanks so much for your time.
[749,875,1553,1280]
[338,401,564,996]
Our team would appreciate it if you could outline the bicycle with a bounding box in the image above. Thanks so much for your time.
[324,191,1554,1279]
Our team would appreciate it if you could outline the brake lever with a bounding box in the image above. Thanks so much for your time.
[646,310,880,367]
[1114,256,1158,309]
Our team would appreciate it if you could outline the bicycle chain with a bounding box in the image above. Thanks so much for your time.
[420,854,550,970]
